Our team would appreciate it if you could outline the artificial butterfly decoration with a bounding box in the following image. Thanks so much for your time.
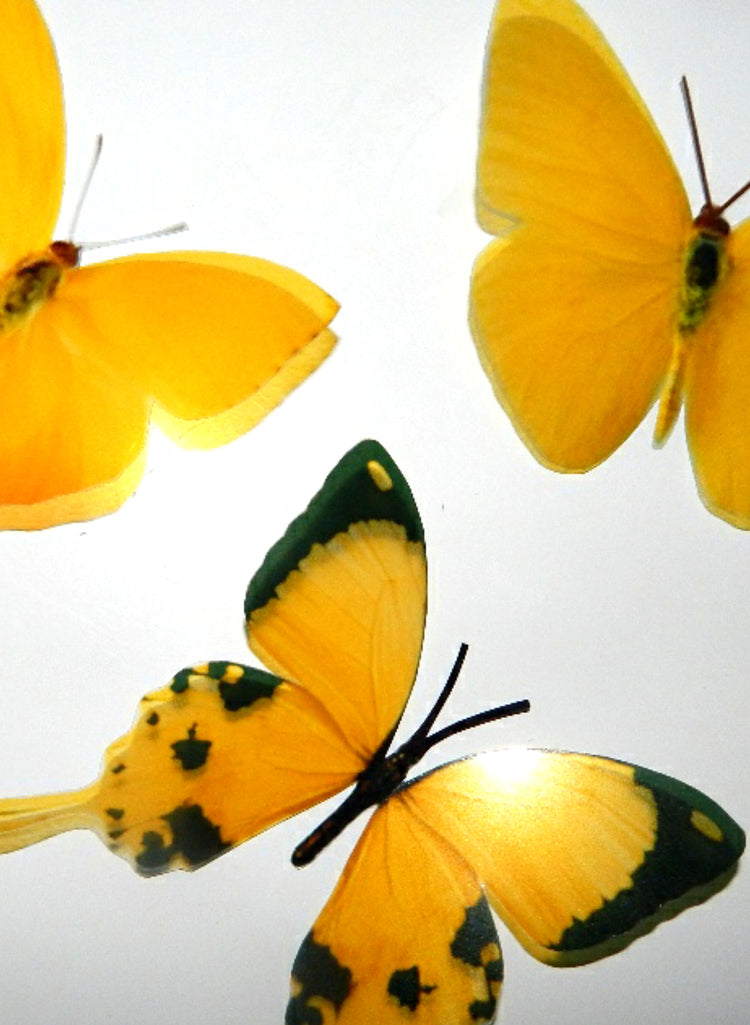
[0,440,743,1023]
[0,0,338,530]
[470,0,750,529]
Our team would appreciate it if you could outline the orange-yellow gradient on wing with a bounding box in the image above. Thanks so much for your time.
[471,0,691,472]
[0,662,366,873]
[0,0,338,530]
[685,223,750,527]
[288,797,503,1025]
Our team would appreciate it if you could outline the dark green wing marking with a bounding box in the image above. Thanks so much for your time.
[245,439,423,616]
[552,762,745,962]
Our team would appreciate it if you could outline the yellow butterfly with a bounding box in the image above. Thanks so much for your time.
[470,0,750,528]
[0,441,743,1023]
[0,0,338,530]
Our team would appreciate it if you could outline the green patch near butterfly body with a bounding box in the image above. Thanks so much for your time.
[551,763,745,962]
[679,230,728,333]
[246,440,423,616]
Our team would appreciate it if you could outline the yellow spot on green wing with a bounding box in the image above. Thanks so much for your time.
[691,809,724,843]
[366,460,393,492]
[222,663,245,682]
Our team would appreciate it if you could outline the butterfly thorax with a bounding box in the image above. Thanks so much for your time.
[653,216,730,447]
[0,241,78,333]
[679,210,730,334]
[292,743,422,868]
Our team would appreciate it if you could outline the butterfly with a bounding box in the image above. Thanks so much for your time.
[470,0,750,529]
[0,440,743,1023]
[0,0,338,530]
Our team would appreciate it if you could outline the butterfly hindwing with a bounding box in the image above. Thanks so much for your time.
[288,792,503,1025]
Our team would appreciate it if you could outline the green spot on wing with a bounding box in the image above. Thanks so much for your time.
[171,724,211,770]
[211,663,281,710]
[286,931,351,1025]
[246,440,423,617]
[170,669,192,694]
[450,897,502,1022]
[552,763,745,957]
[388,965,436,1011]
[135,803,230,875]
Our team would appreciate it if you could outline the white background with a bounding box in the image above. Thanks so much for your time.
[0,1,748,1023]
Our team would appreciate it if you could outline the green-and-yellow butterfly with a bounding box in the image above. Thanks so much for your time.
[0,440,743,1023]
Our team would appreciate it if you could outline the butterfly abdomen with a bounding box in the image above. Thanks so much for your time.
[0,242,78,332]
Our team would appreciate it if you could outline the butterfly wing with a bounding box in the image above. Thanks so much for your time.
[287,748,743,1024]
[685,221,750,528]
[0,254,338,528]
[470,0,691,470]
[246,439,427,762]
[0,441,427,872]
[0,0,64,264]
[405,749,744,966]
[288,796,503,1025]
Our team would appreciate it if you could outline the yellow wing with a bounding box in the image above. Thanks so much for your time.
[245,440,427,763]
[288,798,503,1025]
[0,253,338,529]
[287,749,743,1024]
[405,750,744,966]
[0,0,63,264]
[470,0,691,470]
[685,221,750,528]
[0,442,427,872]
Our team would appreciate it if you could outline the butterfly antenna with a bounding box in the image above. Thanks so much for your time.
[409,642,530,756]
[69,134,189,251]
[410,643,470,744]
[681,77,713,209]
[68,134,104,240]
[681,76,750,219]
[79,221,188,252]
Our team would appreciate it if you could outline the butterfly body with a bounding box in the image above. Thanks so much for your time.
[0,440,744,1023]
[471,0,750,526]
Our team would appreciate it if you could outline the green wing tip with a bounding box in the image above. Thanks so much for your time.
[245,440,423,617]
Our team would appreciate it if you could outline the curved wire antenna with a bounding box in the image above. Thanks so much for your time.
[68,133,188,251]
[682,75,750,217]
[79,221,188,252]
[68,134,104,239]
